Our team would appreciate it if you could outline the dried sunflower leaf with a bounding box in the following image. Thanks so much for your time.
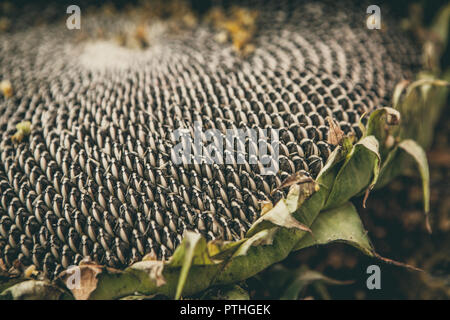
[294,147,344,226]
[235,228,279,257]
[392,80,411,108]
[398,140,430,213]
[88,261,167,299]
[326,116,344,146]
[247,185,313,237]
[59,264,103,300]
[365,107,401,148]
[405,78,449,99]
[215,227,300,286]
[166,231,214,299]
[394,73,449,148]
[323,136,380,210]
[0,280,67,300]
[376,139,430,231]
[207,239,245,260]
[399,140,431,231]
[293,202,421,271]
[273,171,315,193]
[294,202,373,255]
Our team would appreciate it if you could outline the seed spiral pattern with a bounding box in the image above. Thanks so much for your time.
[0,1,420,278]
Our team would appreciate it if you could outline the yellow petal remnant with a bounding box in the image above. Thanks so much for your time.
[11,121,32,144]
[16,121,32,135]
[205,6,258,56]
[0,79,13,98]
[24,265,39,278]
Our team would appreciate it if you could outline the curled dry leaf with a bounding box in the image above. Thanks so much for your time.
[362,188,371,208]
[59,264,103,300]
[249,183,316,236]
[326,116,344,146]
[0,280,66,300]
[385,108,401,126]
[133,260,166,287]
[273,172,316,194]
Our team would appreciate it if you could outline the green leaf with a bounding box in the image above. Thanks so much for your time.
[294,147,344,226]
[430,4,450,52]
[392,80,411,109]
[247,183,315,237]
[323,136,380,210]
[167,231,214,299]
[234,228,279,257]
[394,74,449,148]
[293,202,422,272]
[294,202,374,255]
[377,139,430,231]
[200,284,250,300]
[87,263,165,299]
[365,107,400,144]
[375,146,404,189]
[206,239,245,260]
[0,280,68,300]
[405,78,449,100]
[215,227,301,286]
[398,140,431,230]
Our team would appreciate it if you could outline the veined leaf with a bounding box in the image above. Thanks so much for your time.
[166,231,214,299]
[365,107,401,144]
[293,202,373,255]
[323,136,380,210]
[398,140,431,232]
[247,181,316,237]
[376,139,430,231]
[294,147,344,226]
